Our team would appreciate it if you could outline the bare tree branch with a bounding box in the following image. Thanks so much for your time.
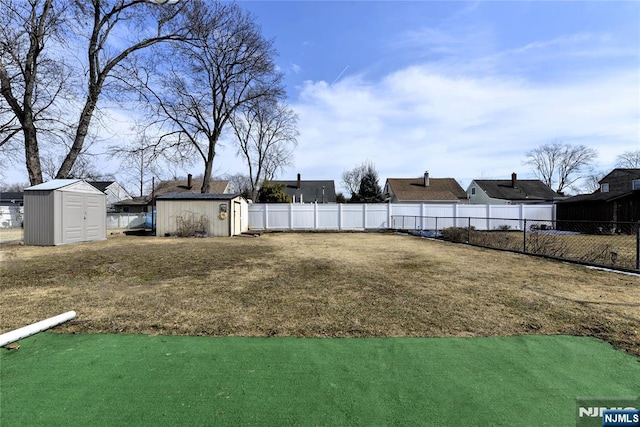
[230,101,298,200]
[523,141,597,194]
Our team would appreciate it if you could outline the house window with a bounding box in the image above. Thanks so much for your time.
[471,187,476,195]
[601,183,609,193]
[633,179,640,190]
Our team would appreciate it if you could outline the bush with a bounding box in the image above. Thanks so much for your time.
[441,227,474,243]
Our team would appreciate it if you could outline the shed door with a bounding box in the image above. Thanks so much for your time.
[62,192,85,244]
[233,201,241,236]
[85,195,103,240]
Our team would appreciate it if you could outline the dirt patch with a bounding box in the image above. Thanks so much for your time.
[1,232,638,356]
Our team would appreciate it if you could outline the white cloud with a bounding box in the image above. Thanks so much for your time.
[290,64,639,192]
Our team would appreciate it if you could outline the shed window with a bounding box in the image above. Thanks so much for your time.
[633,179,640,190]
[471,187,476,195]
[601,183,609,193]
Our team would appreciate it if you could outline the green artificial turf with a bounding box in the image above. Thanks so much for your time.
[1,334,638,426]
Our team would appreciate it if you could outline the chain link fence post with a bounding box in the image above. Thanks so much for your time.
[523,218,527,253]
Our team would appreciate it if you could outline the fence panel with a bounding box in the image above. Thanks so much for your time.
[248,203,555,232]
[106,213,146,229]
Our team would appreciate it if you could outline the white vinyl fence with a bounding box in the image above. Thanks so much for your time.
[106,212,147,229]
[248,203,556,231]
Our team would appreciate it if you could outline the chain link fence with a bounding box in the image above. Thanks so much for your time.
[392,215,640,272]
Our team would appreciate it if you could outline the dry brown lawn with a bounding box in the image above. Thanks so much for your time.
[1,232,639,356]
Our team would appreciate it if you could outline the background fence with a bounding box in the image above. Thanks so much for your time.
[395,215,640,271]
[106,213,147,229]
[248,203,555,231]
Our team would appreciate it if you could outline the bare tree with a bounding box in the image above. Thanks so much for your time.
[230,101,297,200]
[1,0,188,185]
[583,168,606,193]
[0,0,69,185]
[55,0,188,180]
[139,1,285,193]
[225,173,252,199]
[615,150,640,169]
[342,161,375,200]
[523,141,597,194]
[41,152,107,181]
[108,125,164,196]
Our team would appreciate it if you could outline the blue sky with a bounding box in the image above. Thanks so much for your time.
[4,1,640,194]
[230,0,640,193]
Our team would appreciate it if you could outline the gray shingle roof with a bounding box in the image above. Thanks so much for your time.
[386,178,467,201]
[270,180,336,203]
[474,179,559,201]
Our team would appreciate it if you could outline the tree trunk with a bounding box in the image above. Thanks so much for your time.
[200,136,218,193]
[55,93,98,179]
[23,118,43,185]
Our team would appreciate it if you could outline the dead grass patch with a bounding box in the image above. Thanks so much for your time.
[1,232,638,356]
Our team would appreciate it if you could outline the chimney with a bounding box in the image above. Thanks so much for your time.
[424,171,430,187]
[187,173,193,190]
[511,172,517,188]
[297,173,301,189]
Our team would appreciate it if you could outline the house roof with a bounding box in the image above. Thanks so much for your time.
[271,180,337,203]
[558,189,639,204]
[472,179,559,201]
[0,192,24,203]
[113,196,151,206]
[386,178,467,202]
[599,168,640,183]
[156,192,241,200]
[88,181,115,192]
[154,179,230,196]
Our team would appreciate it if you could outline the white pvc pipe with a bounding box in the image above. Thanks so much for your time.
[0,311,76,347]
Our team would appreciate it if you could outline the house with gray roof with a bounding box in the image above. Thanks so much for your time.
[384,172,468,204]
[466,173,561,205]
[88,181,131,212]
[270,174,336,203]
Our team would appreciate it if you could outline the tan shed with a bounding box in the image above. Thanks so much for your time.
[155,193,248,237]
[24,179,107,246]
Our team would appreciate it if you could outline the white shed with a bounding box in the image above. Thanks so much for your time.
[24,179,107,246]
[156,193,248,237]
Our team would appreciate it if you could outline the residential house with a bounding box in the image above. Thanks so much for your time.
[88,181,132,212]
[270,174,336,203]
[466,173,561,205]
[557,168,640,224]
[384,172,468,204]
[0,192,24,228]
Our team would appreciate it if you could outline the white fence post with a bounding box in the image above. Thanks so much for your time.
[289,203,294,229]
[338,204,343,230]
[314,202,319,229]
[363,204,367,229]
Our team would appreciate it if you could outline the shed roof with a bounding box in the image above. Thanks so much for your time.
[386,178,467,201]
[472,179,559,201]
[25,179,82,191]
[156,192,242,200]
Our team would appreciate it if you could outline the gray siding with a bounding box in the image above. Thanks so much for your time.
[24,191,56,245]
